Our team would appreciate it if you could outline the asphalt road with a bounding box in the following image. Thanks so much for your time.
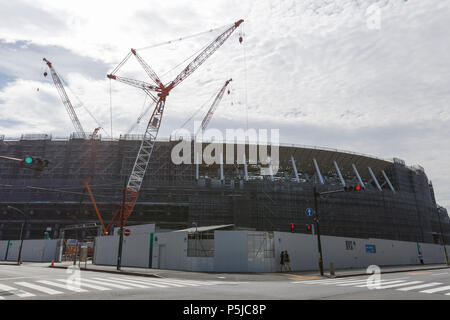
[0,263,449,300]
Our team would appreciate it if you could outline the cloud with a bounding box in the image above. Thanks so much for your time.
[0,40,110,89]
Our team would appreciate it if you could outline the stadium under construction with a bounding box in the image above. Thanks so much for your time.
[1,19,448,250]
[0,134,449,245]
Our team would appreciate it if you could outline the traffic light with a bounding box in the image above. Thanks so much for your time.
[306,224,313,234]
[291,223,295,233]
[344,184,364,192]
[20,156,49,172]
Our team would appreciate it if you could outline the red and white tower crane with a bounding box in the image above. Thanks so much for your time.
[43,58,86,139]
[107,19,244,228]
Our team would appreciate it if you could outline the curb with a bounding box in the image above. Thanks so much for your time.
[49,265,162,278]
[332,265,450,278]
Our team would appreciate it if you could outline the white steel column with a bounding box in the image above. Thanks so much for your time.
[220,153,224,181]
[352,164,365,188]
[243,153,248,181]
[382,170,395,193]
[313,158,325,185]
[291,155,300,183]
[268,157,274,182]
[333,160,346,187]
[195,152,199,181]
[368,167,382,191]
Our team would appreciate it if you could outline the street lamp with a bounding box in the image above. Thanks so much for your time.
[7,206,27,265]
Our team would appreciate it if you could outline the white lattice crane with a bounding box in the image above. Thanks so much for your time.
[195,78,232,138]
[43,58,86,139]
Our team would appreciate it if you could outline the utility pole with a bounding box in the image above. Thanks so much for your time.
[313,187,324,276]
[117,177,127,270]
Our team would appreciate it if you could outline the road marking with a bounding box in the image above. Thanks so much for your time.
[432,272,449,276]
[154,279,206,286]
[296,277,406,285]
[108,277,169,288]
[0,283,35,298]
[397,282,443,291]
[54,279,111,291]
[420,285,450,294]
[407,271,431,276]
[338,278,408,287]
[0,277,32,281]
[155,279,207,286]
[295,278,364,284]
[287,275,323,281]
[15,282,62,295]
[78,278,132,289]
[337,280,381,286]
[37,280,88,293]
[356,280,407,288]
[119,277,185,287]
[92,277,153,288]
[373,281,423,289]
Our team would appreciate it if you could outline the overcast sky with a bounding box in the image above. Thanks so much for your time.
[0,0,449,210]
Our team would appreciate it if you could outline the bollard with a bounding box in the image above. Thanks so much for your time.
[329,262,335,278]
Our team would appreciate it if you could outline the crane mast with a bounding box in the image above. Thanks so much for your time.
[107,19,243,228]
[195,79,232,138]
[43,58,86,139]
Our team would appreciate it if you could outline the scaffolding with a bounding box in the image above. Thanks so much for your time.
[0,136,448,244]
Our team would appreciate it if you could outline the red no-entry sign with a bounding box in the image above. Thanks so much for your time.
[124,229,131,237]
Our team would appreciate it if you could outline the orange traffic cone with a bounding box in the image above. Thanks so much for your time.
[50,259,54,267]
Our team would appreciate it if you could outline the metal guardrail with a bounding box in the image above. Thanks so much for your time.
[20,134,52,141]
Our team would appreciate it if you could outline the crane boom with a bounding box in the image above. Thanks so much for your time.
[166,20,243,91]
[107,19,243,228]
[195,79,232,138]
[43,58,86,139]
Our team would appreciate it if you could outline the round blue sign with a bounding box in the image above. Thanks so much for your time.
[305,208,314,216]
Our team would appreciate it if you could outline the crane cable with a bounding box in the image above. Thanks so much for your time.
[109,78,113,139]
[135,23,232,51]
[242,23,249,133]
[53,70,111,138]
[178,87,219,130]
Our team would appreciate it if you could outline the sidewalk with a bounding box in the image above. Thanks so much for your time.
[47,261,450,282]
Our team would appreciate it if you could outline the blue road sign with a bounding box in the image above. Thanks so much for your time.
[305,208,314,216]
[365,244,376,253]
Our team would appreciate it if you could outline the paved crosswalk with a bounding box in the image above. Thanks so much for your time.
[0,275,238,299]
[293,276,450,296]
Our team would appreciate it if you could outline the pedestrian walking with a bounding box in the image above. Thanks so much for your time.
[280,251,285,272]
[284,250,292,271]
[418,252,424,265]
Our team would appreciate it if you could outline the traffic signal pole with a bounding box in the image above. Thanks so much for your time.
[312,184,363,276]
[313,187,324,276]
